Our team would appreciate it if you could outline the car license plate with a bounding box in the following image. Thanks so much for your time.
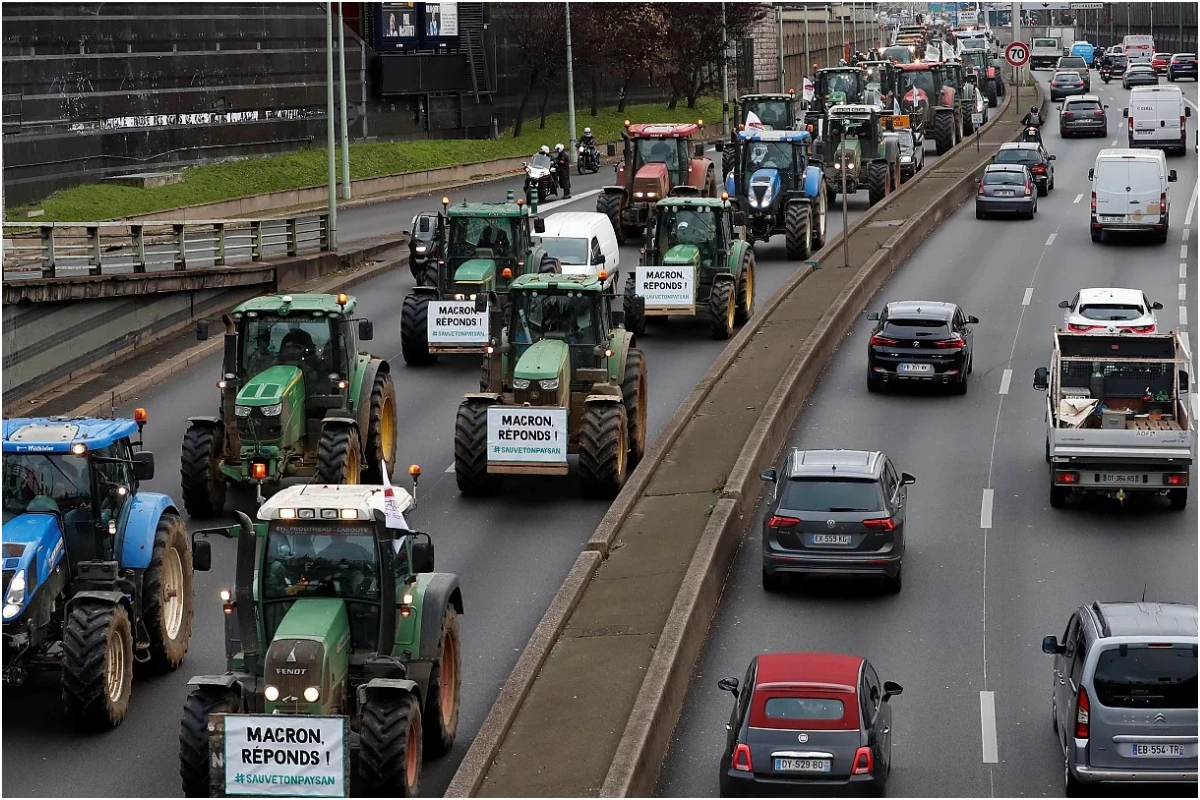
[1101,473,1145,484]
[810,533,853,546]
[1101,215,1123,222]
[995,190,1015,196]
[774,758,832,772]
[898,363,933,374]
[1130,743,1188,757]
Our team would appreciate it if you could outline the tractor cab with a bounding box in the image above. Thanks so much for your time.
[649,202,728,274]
[737,92,802,131]
[859,61,899,109]
[898,64,937,111]
[443,198,540,296]
[623,122,704,195]
[815,68,868,113]
[505,273,613,378]
[828,106,881,157]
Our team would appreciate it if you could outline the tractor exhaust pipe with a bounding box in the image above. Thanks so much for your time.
[233,511,260,676]
[221,314,243,458]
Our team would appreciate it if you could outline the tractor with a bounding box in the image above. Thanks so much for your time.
[859,61,901,110]
[400,193,560,366]
[959,49,1005,107]
[3,413,204,729]
[597,120,719,245]
[824,105,902,207]
[805,66,873,161]
[940,60,987,137]
[623,197,755,339]
[182,293,396,515]
[897,61,961,154]
[178,477,462,797]
[721,129,828,259]
[722,91,804,176]
[454,273,648,499]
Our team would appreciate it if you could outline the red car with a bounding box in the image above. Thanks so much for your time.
[1151,52,1170,72]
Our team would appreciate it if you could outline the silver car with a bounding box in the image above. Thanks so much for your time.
[1059,287,1162,334]
[975,164,1037,219]
[1124,63,1159,88]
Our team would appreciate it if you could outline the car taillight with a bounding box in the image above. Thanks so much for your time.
[870,334,899,346]
[1122,324,1155,333]
[978,181,986,195]
[936,335,965,348]
[768,515,801,529]
[1094,109,1104,116]
[1075,686,1090,739]
[1055,470,1080,484]
[1068,323,1100,332]
[1062,111,1074,117]
[1032,164,1046,173]
[1161,191,1167,212]
[1164,473,1188,486]
[1090,191,1097,212]
[1025,182,1033,197]
[852,746,874,775]
[732,743,753,773]
[863,517,897,531]
[1128,116,1134,131]
[1182,116,1187,131]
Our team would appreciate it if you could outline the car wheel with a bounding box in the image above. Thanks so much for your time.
[976,207,985,220]
[867,371,885,393]
[762,569,785,593]
[881,568,902,594]
[1064,760,1086,797]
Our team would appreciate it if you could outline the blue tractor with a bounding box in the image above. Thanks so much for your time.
[721,129,829,259]
[2,413,208,729]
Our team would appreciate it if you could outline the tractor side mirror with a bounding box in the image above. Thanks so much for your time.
[534,217,546,234]
[475,293,489,313]
[131,451,155,481]
[607,142,617,157]
[1058,300,1070,309]
[1169,170,1178,182]
[715,141,725,152]
[1033,367,1049,391]
[196,320,210,341]
[1042,635,1064,655]
[192,539,212,572]
[717,677,740,697]
[410,533,435,573]
[611,309,625,327]
[358,320,374,341]
[1180,370,1191,393]
[694,142,705,158]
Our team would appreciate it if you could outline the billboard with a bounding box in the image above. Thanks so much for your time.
[376,2,459,51]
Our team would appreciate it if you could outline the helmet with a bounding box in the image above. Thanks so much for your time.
[1030,106,1038,114]
[583,127,592,136]
[540,145,550,155]
[554,143,565,153]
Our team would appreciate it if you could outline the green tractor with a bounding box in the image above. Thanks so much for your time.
[623,197,755,340]
[454,273,648,499]
[399,192,560,366]
[723,90,804,176]
[823,105,901,207]
[178,480,463,798]
[182,293,396,516]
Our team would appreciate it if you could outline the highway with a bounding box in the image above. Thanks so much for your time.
[1,139,952,795]
[656,76,1199,797]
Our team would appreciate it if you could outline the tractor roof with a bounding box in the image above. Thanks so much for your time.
[737,129,813,143]
[829,104,879,117]
[510,272,606,292]
[654,196,729,210]
[258,483,414,523]
[446,200,529,219]
[625,122,701,138]
[233,292,357,315]
[740,93,797,102]
[2,417,140,453]
[898,62,936,71]
[818,66,863,74]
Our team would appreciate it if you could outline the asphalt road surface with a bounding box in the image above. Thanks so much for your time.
[0,137,951,796]
[657,77,1199,798]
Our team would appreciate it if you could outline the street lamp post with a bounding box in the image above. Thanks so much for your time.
[336,2,350,200]
[565,1,577,164]
[325,3,337,249]
[721,2,730,136]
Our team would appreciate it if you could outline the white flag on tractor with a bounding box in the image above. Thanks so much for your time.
[378,460,409,531]
[745,111,765,130]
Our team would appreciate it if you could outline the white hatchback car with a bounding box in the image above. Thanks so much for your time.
[1059,287,1162,333]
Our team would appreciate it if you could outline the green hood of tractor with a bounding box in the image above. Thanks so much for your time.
[454,258,497,284]
[833,139,862,165]
[514,338,568,383]
[662,244,701,267]
[238,365,304,407]
[262,598,351,715]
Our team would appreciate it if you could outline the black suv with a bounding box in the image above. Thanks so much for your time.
[866,301,978,393]
[759,449,915,594]
[993,142,1056,196]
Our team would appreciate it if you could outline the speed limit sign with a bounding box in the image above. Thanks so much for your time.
[1005,42,1030,68]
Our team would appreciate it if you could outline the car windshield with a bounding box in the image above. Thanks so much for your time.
[1110,55,1128,65]
[781,478,884,512]
[511,289,599,347]
[449,216,519,259]
[1033,38,1057,48]
[539,236,589,265]
[995,149,1039,165]
[2,453,92,518]
[1174,54,1196,62]
[883,316,952,337]
[1129,65,1155,74]
[1093,645,1197,709]
[1053,72,1080,82]
[241,316,334,378]
[742,100,792,130]
[983,170,1025,186]
[764,697,845,720]
[1078,303,1145,321]
[1060,58,1086,68]
[263,523,381,602]
[882,46,912,63]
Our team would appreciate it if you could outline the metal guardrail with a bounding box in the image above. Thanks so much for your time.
[2,213,331,279]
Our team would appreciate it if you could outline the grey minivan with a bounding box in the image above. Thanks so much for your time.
[1042,602,1198,795]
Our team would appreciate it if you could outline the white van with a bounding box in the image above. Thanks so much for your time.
[1122,34,1154,65]
[1125,86,1191,153]
[1088,148,1177,243]
[538,211,620,287]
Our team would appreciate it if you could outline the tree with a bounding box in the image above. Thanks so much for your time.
[504,3,566,138]
[658,2,767,108]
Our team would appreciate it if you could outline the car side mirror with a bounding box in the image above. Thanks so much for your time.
[974,177,981,185]
[131,451,155,481]
[1168,170,1178,183]
[196,320,210,341]
[475,293,489,313]
[192,539,212,572]
[760,468,777,483]
[1088,168,1094,181]
[900,472,916,486]
[715,141,725,152]
[1122,107,1129,117]
[717,676,740,697]
[534,217,546,234]
[1058,300,1070,309]
[403,229,412,237]
[411,534,435,574]
[1103,104,1109,109]
[694,142,705,158]
[358,320,374,341]
[1048,154,1057,160]
[968,315,979,324]
[1152,302,1163,310]
[1187,107,1193,118]
[882,680,903,700]
[1042,635,1064,655]
[595,253,606,265]
[866,311,880,321]
[1034,366,1049,391]
[611,309,625,327]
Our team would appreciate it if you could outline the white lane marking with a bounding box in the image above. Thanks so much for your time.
[1022,287,1034,305]
[1184,228,1191,242]
[1181,283,1188,302]
[1073,193,1083,204]
[980,691,999,763]
[445,463,455,473]
[998,369,1012,395]
[1181,306,1188,327]
[1111,138,1118,146]
[980,488,994,529]
[1182,331,1192,353]
[1183,245,1189,260]
[1045,233,1057,246]
[1187,182,1200,227]
[537,187,602,212]
[1183,262,1189,280]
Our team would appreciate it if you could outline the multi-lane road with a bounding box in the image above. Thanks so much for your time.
[657,76,1199,797]
[1,138,955,795]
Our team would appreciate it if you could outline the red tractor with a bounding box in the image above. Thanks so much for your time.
[897,62,962,155]
[597,121,719,244]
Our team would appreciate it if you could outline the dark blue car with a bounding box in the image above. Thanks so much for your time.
[1168,53,1198,82]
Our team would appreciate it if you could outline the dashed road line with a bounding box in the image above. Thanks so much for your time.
[1182,262,1189,280]
[980,691,999,764]
[1182,331,1192,353]
[998,369,1012,395]
[1073,193,1083,204]
[445,463,455,473]
[1187,181,1199,226]
[1181,305,1188,327]
[1181,283,1188,302]
[1110,138,1118,146]
[1022,287,1034,305]
[1045,233,1057,246]
[980,488,994,529]
[1185,228,1191,243]
[1183,244,1189,260]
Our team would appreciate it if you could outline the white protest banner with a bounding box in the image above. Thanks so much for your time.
[427,301,489,344]
[487,407,568,463]
[223,714,347,797]
[636,266,694,307]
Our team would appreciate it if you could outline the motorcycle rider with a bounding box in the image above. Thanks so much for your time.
[1021,106,1042,127]
[554,143,572,199]
[579,127,598,171]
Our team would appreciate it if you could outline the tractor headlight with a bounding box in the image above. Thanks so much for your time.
[3,604,20,620]
[513,378,531,390]
[260,403,283,417]
[760,185,774,205]
[539,378,559,390]
[4,570,25,611]
[303,686,321,703]
[235,405,252,417]
[264,685,281,702]
[415,245,428,254]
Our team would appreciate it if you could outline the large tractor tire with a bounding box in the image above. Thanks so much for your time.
[709,278,737,341]
[180,686,238,797]
[578,403,629,499]
[704,166,719,197]
[933,110,956,155]
[363,369,398,484]
[400,294,438,366]
[722,147,734,181]
[867,162,889,207]
[811,188,828,251]
[141,514,194,674]
[621,349,649,467]
[423,605,462,757]
[180,422,226,519]
[735,254,755,326]
[61,602,133,729]
[597,193,625,245]
[784,202,812,260]
[454,401,500,495]
[316,424,363,485]
[478,356,491,392]
[622,272,647,336]
[359,691,424,798]
[985,82,998,107]
[539,252,560,274]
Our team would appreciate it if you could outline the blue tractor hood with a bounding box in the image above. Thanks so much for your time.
[748,168,783,210]
[2,511,65,620]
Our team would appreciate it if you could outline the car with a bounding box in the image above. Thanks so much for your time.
[1126,86,1192,153]
[758,449,914,593]
[865,301,977,393]
[717,652,904,798]
[1070,41,1097,65]
[1168,52,1198,81]
[1090,148,1178,243]
[406,210,443,284]
[1059,95,1109,137]
[1050,69,1088,100]
[975,164,1037,219]
[1059,287,1163,333]
[1101,52,1128,78]
[992,142,1056,196]
[1151,52,1171,72]
[1124,63,1159,88]
[537,211,620,289]
[1041,602,1197,796]
[887,127,924,179]
[1056,56,1092,89]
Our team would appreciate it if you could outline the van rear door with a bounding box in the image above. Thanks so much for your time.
[1094,158,1131,221]
[1128,159,1165,223]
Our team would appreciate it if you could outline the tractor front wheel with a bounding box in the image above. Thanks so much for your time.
[364,370,398,483]
[539,253,560,274]
[722,148,734,181]
[61,602,133,729]
[180,422,226,518]
[735,255,755,326]
[785,202,812,260]
[867,162,889,207]
[597,193,624,244]
[423,605,462,757]
[141,514,194,674]
[180,687,238,797]
[400,294,438,366]
[316,425,363,485]
[359,691,423,798]
[811,188,828,250]
[578,403,629,498]
[709,279,737,340]
[933,111,955,155]
[454,401,500,495]
[623,273,647,336]
[621,349,649,467]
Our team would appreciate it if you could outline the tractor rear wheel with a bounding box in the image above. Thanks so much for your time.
[400,294,438,366]
[539,253,560,274]
[811,188,828,250]
[933,110,955,155]
[867,162,889,207]
[623,273,647,336]
[180,422,226,518]
[478,356,491,392]
[141,514,193,674]
[423,605,462,757]
[418,261,438,287]
[316,425,363,485]
[578,403,629,498]
[722,148,734,180]
[180,686,238,797]
[364,369,398,483]
[454,401,500,495]
[709,279,737,340]
[735,255,755,326]
[621,349,648,467]
[785,203,811,260]
[61,602,133,729]
[360,691,423,797]
[597,193,624,244]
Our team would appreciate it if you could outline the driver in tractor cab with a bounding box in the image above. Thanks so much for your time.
[650,140,676,170]
[279,326,322,385]
[477,222,510,257]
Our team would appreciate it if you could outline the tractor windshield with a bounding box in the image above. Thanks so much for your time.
[448,216,520,261]
[634,138,687,174]
[654,206,721,267]
[2,453,91,519]
[511,289,601,348]
[822,72,862,102]
[742,100,793,130]
[900,70,935,103]
[829,115,874,142]
[241,316,336,388]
